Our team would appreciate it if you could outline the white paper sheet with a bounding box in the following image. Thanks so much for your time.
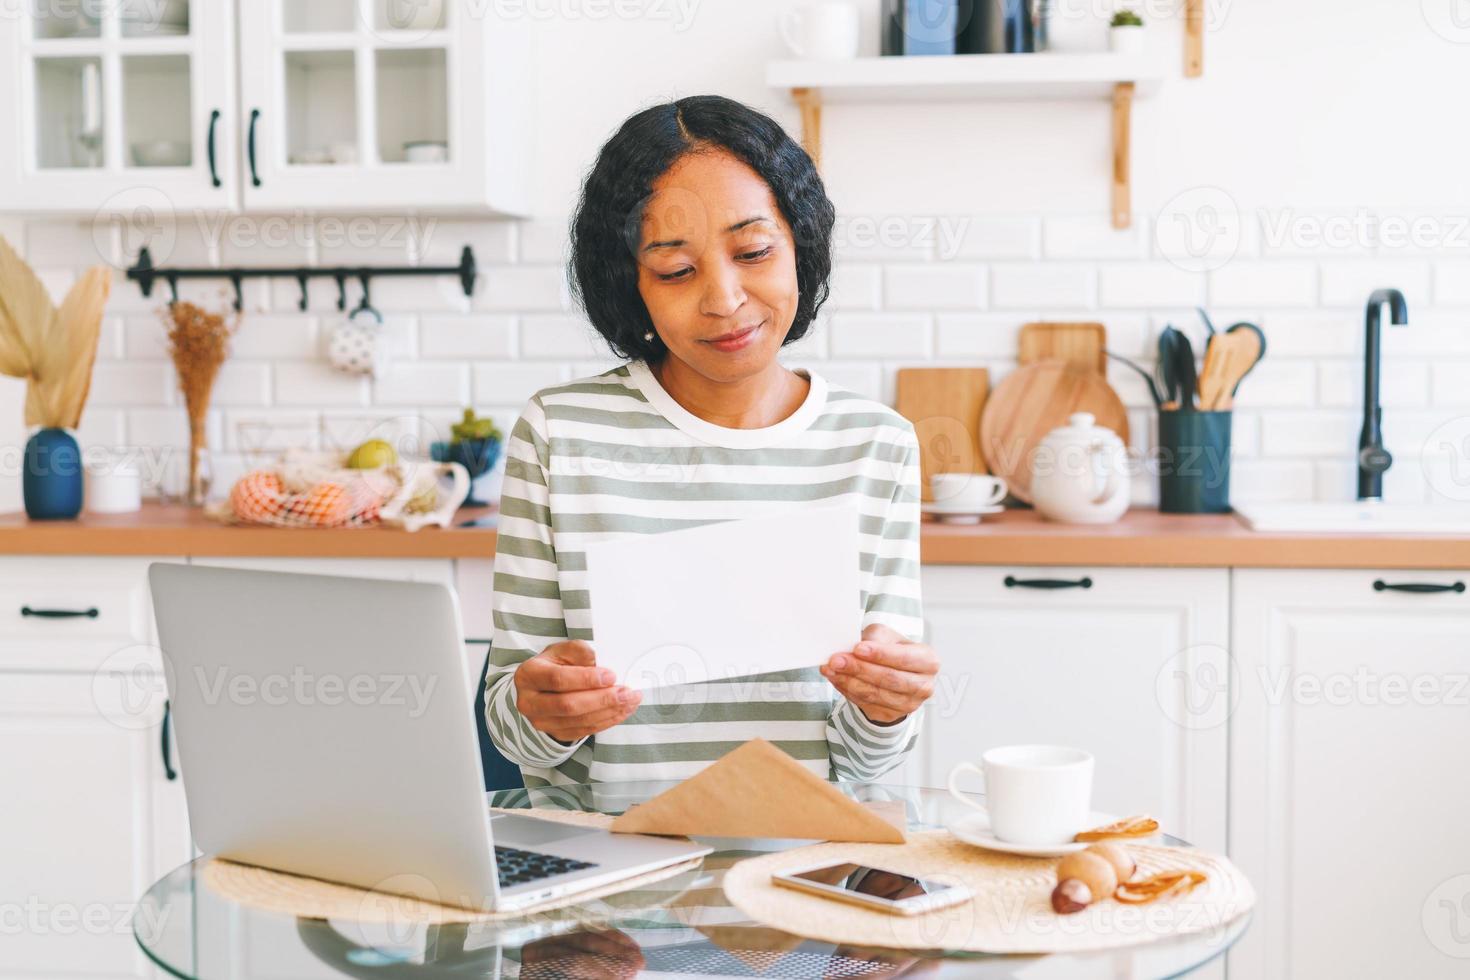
[582,503,863,691]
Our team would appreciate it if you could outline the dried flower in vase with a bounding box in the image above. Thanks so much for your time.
[163,300,237,506]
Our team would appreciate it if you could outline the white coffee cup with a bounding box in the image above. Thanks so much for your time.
[84,451,142,514]
[780,1,861,60]
[930,472,1007,510]
[326,309,389,378]
[948,745,1094,845]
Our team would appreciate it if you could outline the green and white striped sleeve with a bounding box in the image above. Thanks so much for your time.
[483,396,587,770]
[826,425,924,781]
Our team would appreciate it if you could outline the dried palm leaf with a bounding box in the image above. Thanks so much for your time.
[28,266,110,428]
[0,236,51,381]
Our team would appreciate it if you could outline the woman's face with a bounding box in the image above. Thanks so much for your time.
[636,149,800,384]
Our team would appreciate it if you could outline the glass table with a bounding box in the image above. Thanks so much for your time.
[135,781,1247,979]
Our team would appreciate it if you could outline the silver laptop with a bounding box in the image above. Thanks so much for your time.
[148,562,710,913]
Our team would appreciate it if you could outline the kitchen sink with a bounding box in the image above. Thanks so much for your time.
[1234,502,1470,534]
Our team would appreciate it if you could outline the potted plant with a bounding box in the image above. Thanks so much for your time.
[1109,8,1146,55]
[432,409,504,506]
[0,237,110,519]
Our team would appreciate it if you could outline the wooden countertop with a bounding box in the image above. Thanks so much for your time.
[1,503,1466,569]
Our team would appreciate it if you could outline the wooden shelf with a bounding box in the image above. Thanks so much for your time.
[769,53,1167,229]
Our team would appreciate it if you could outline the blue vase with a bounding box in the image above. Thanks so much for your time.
[23,428,84,520]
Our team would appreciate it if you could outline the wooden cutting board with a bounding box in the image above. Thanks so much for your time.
[894,368,989,502]
[980,360,1129,504]
[1019,322,1107,374]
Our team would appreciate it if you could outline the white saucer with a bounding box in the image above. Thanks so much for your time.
[946,809,1121,858]
[921,503,1005,524]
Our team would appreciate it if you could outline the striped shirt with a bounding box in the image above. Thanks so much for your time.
[482,359,924,787]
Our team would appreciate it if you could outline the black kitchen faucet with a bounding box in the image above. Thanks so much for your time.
[1358,288,1409,501]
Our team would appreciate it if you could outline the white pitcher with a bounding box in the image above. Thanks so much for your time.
[1030,412,1131,524]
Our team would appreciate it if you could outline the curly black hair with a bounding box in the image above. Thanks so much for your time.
[568,95,836,362]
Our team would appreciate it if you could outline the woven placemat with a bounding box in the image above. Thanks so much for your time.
[199,808,704,925]
[723,830,1254,954]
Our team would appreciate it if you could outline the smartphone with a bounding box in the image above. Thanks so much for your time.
[771,862,971,916]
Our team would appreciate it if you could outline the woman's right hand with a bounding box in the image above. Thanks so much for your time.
[513,640,641,744]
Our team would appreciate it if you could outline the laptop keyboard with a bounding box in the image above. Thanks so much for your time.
[494,845,597,888]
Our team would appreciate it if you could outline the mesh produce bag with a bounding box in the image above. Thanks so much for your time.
[210,450,401,528]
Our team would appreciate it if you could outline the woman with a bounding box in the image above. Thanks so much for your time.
[483,95,939,788]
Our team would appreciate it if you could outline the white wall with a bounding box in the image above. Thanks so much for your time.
[4,0,1469,513]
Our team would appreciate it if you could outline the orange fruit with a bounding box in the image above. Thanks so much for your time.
[290,481,353,527]
[230,471,286,523]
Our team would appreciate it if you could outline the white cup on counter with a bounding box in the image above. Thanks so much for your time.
[930,472,1007,510]
[780,1,861,60]
[84,451,143,514]
[948,745,1094,845]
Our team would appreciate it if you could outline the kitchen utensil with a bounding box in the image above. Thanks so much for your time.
[895,367,989,502]
[1197,306,1217,338]
[1220,321,1266,406]
[1157,327,1181,409]
[1196,323,1265,410]
[1105,350,1163,407]
[947,745,1095,846]
[947,808,1120,858]
[1018,321,1107,374]
[930,473,1006,510]
[1171,328,1198,410]
[780,1,861,60]
[979,361,1129,504]
[1029,412,1131,524]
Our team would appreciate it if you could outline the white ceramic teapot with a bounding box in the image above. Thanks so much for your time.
[1030,412,1131,524]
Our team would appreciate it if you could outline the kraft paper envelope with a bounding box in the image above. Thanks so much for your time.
[582,504,861,691]
[609,738,906,844]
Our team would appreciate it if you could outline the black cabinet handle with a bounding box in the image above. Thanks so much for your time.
[206,108,221,187]
[161,700,178,781]
[1373,580,1465,594]
[1004,576,1093,590]
[21,606,99,619]
[247,108,261,187]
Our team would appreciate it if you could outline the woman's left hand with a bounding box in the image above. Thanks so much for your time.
[821,624,938,725]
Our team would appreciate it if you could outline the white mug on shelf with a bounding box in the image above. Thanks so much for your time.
[326,309,389,378]
[948,745,1094,845]
[779,1,861,60]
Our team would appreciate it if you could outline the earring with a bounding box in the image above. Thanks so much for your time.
[644,331,655,342]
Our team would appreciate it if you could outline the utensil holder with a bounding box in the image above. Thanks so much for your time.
[1157,411,1232,514]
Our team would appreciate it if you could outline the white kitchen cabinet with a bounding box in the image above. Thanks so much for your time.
[237,0,530,213]
[1228,568,1470,980]
[0,0,236,212]
[0,557,161,672]
[906,566,1231,854]
[0,673,189,980]
[0,0,531,215]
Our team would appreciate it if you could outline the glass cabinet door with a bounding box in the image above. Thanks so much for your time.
[0,0,236,212]
[238,0,520,213]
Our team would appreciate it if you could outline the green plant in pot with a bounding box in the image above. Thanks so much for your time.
[1109,8,1147,54]
[432,409,504,506]
[0,237,110,520]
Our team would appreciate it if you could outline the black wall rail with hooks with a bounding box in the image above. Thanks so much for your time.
[124,245,479,316]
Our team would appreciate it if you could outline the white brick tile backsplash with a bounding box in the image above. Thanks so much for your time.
[230,315,321,360]
[951,217,1040,260]
[516,219,570,264]
[320,412,424,454]
[368,275,472,314]
[520,315,604,359]
[274,363,370,407]
[90,363,174,407]
[1098,264,1205,308]
[834,215,936,262]
[1229,360,1316,408]
[935,314,1022,358]
[990,263,1095,309]
[828,264,882,311]
[1381,309,1470,356]
[1259,310,1359,357]
[473,363,569,406]
[1260,411,1358,456]
[1382,411,1459,459]
[1433,262,1470,305]
[883,265,986,310]
[123,316,171,359]
[1319,360,1428,409]
[96,317,124,360]
[1314,459,1429,504]
[1230,412,1261,457]
[127,407,222,450]
[1430,362,1470,406]
[217,216,313,266]
[1231,460,1317,503]
[1319,259,1431,308]
[1043,216,1148,260]
[315,216,414,265]
[205,362,273,407]
[225,410,320,454]
[1209,261,1317,307]
[475,266,569,311]
[75,408,125,449]
[412,219,516,266]
[807,363,883,401]
[25,221,101,266]
[374,363,471,406]
[420,316,515,359]
[829,313,933,358]
[1424,456,1470,505]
